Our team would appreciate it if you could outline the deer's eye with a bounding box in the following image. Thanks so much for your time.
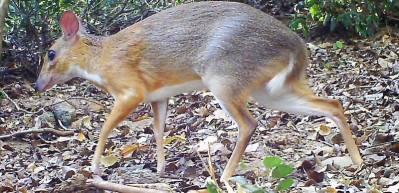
[48,50,56,61]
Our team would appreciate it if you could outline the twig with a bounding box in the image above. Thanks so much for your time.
[387,15,399,22]
[319,140,334,147]
[196,148,213,180]
[207,143,217,183]
[58,119,70,130]
[364,141,399,149]
[342,85,373,92]
[195,144,222,191]
[311,151,323,166]
[255,111,268,128]
[3,90,34,114]
[102,0,130,33]
[4,91,106,114]
[89,178,169,193]
[0,128,74,140]
[125,183,170,190]
[40,96,106,111]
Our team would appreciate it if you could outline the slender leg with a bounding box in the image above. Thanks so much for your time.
[308,97,363,165]
[253,87,363,165]
[91,96,143,174]
[218,101,257,182]
[204,77,258,188]
[212,97,257,193]
[217,100,257,193]
[150,99,168,176]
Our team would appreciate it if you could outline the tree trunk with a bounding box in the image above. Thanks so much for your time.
[0,0,9,62]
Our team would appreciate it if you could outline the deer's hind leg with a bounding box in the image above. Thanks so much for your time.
[252,82,363,165]
[203,76,258,185]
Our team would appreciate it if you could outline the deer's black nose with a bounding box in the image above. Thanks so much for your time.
[34,80,45,92]
[34,84,39,92]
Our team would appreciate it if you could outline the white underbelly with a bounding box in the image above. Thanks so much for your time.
[145,80,206,102]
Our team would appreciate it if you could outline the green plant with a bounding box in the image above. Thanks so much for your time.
[233,156,295,192]
[206,156,295,192]
[263,156,295,192]
[0,90,5,101]
[289,16,310,37]
[290,0,399,37]
[334,40,344,49]
[323,62,334,71]
[207,181,220,193]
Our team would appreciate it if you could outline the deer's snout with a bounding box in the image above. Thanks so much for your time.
[34,75,51,92]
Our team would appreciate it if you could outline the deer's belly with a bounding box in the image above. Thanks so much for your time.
[145,80,206,102]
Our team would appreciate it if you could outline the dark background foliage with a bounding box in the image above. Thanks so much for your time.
[291,0,399,37]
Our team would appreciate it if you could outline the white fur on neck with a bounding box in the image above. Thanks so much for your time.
[72,65,104,85]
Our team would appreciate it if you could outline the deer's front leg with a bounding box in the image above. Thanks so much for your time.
[91,95,143,175]
[151,99,168,176]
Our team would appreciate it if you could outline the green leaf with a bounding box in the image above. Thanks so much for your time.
[290,17,309,36]
[305,0,316,6]
[290,18,300,30]
[263,156,283,169]
[323,63,333,71]
[207,181,219,193]
[272,164,295,179]
[277,178,295,191]
[0,90,5,101]
[334,41,344,49]
[309,5,320,19]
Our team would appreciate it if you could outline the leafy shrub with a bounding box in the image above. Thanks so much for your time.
[291,0,399,37]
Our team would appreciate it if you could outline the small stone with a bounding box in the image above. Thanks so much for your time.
[378,57,390,68]
[52,102,76,127]
[38,112,56,127]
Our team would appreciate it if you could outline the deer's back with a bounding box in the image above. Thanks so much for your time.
[112,1,307,85]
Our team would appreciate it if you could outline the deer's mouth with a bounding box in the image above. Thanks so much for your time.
[35,75,55,92]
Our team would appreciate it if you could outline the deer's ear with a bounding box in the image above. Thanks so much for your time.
[60,11,79,41]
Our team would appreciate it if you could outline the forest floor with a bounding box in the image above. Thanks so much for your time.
[1,34,399,193]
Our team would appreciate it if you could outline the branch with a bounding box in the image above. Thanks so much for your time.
[2,89,105,114]
[387,15,399,22]
[0,128,74,140]
[39,96,106,111]
[89,178,169,193]
[3,90,34,114]
[102,0,130,33]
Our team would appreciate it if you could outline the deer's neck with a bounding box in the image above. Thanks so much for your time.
[74,35,107,86]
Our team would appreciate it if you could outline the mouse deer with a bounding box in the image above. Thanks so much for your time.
[35,1,363,187]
